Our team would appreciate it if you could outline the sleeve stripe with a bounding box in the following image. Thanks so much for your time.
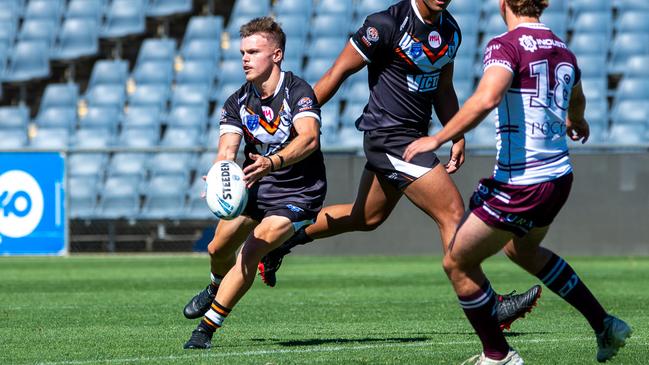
[484,63,514,74]
[349,38,371,63]
[219,124,244,136]
[293,111,321,124]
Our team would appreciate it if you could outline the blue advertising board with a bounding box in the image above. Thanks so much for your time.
[0,152,67,255]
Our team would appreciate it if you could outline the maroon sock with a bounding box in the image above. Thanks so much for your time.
[536,253,607,333]
[458,280,510,360]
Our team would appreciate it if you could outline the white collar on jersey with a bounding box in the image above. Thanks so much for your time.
[515,22,550,30]
[410,0,443,25]
[252,71,285,99]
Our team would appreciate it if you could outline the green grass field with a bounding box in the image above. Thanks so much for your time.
[0,255,647,364]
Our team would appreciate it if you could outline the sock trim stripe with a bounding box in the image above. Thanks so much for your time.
[202,317,220,329]
[211,303,230,317]
[542,259,567,286]
[205,309,226,327]
[212,300,232,314]
[459,287,494,309]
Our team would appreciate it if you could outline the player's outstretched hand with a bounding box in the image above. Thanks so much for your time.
[567,117,589,144]
[445,138,466,174]
[243,153,272,188]
[403,136,441,162]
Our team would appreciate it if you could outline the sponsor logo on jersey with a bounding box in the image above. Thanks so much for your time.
[262,106,274,121]
[219,108,227,123]
[519,35,538,52]
[428,31,442,48]
[410,42,423,58]
[245,114,260,131]
[366,27,379,42]
[297,96,314,112]
[387,173,399,180]
[519,34,567,53]
[406,72,440,92]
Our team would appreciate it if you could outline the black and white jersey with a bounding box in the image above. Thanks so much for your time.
[220,71,327,210]
[350,0,461,133]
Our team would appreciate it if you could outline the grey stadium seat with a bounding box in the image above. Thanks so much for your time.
[52,18,99,60]
[137,38,177,64]
[68,152,107,177]
[107,152,149,178]
[69,175,98,219]
[29,127,69,149]
[122,105,162,130]
[101,0,145,38]
[97,175,141,219]
[117,127,160,148]
[140,175,187,219]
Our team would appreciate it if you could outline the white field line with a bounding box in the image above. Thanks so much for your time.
[31,336,646,365]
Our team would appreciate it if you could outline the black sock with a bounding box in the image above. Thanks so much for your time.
[279,227,313,252]
[535,253,607,333]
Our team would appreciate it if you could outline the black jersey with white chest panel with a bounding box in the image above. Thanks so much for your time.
[350,0,461,133]
[220,71,326,210]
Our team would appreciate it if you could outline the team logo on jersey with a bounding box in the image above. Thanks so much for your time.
[519,35,538,52]
[410,42,423,58]
[245,114,260,131]
[366,27,379,42]
[428,31,442,48]
[219,109,227,123]
[297,96,313,112]
[262,106,274,122]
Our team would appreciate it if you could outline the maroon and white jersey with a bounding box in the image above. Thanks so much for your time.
[483,23,581,185]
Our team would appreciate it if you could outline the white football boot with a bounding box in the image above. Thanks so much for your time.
[461,349,524,365]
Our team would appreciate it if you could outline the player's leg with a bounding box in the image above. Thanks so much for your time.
[184,215,294,349]
[258,169,401,286]
[183,216,258,319]
[443,213,522,363]
[503,229,632,362]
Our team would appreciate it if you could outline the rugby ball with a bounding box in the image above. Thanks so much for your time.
[205,160,248,220]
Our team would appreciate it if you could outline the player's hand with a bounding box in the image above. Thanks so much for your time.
[402,136,441,162]
[446,137,465,174]
[567,117,589,144]
[242,153,272,188]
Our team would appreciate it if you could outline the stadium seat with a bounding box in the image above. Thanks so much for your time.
[340,102,365,127]
[68,152,107,177]
[79,106,119,132]
[2,40,50,82]
[452,14,479,37]
[66,0,103,22]
[101,0,145,38]
[584,100,609,127]
[97,175,141,219]
[454,79,474,104]
[540,12,568,38]
[69,175,98,218]
[140,174,187,219]
[180,39,220,63]
[185,176,212,219]
[72,127,114,148]
[580,78,608,102]
[171,84,209,108]
[137,38,177,64]
[273,0,311,16]
[320,102,340,130]
[176,60,214,89]
[88,59,129,88]
[18,18,58,49]
[107,152,149,177]
[571,12,612,36]
[337,126,363,149]
[218,59,244,84]
[448,0,481,14]
[24,0,64,20]
[231,0,270,18]
[610,33,649,72]
[166,105,208,131]
[132,60,174,86]
[304,58,333,83]
[0,1,23,23]
[355,0,396,17]
[195,151,215,175]
[184,16,223,43]
[0,22,16,50]
[614,77,649,103]
[611,100,649,126]
[29,127,69,149]
[121,105,161,130]
[344,80,369,104]
[53,18,99,60]
[283,38,306,63]
[577,54,607,78]
[274,15,309,39]
[481,0,500,13]
[480,13,508,35]
[456,36,477,59]
[569,34,608,56]
[306,37,347,59]
[452,56,475,80]
[316,0,352,16]
[146,0,192,17]
[606,124,647,145]
[623,55,649,77]
[615,11,649,32]
[310,15,352,38]
[0,129,27,148]
[571,0,611,12]
[615,0,649,10]
[85,84,126,108]
[215,82,242,105]
[160,127,201,147]
[34,107,76,130]
[203,127,220,149]
[546,0,568,12]
[0,105,29,130]
[149,151,194,175]
[117,127,159,148]
[128,84,169,109]
[226,14,254,37]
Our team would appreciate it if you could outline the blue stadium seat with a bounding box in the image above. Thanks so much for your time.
[306,37,347,59]
[140,174,187,219]
[185,176,212,219]
[53,18,99,60]
[166,105,208,131]
[0,105,29,130]
[231,0,269,18]
[29,127,69,149]
[316,0,352,16]
[184,16,223,42]
[309,15,351,38]
[79,106,119,132]
[0,22,16,50]
[340,102,365,127]
[146,0,192,17]
[218,59,244,84]
[66,0,103,22]
[480,13,507,35]
[24,0,64,20]
[101,0,145,38]
[148,152,194,177]
[195,151,215,175]
[304,58,332,83]
[137,38,177,64]
[610,33,649,72]
[611,100,649,126]
[176,60,214,89]
[571,12,612,35]
[614,77,649,103]
[615,0,649,10]
[337,126,363,149]
[0,1,23,22]
[273,0,311,16]
[569,34,608,56]
[584,99,609,127]
[69,175,98,218]
[97,175,141,219]
[275,14,309,40]
[226,14,253,36]
[180,39,220,63]
[283,38,306,64]
[546,0,568,12]
[215,82,242,104]
[85,84,126,108]
[344,80,369,104]
[160,127,201,147]
[453,57,475,80]
[541,12,568,38]
[452,14,479,37]
[128,84,169,109]
[18,18,58,48]
[577,54,607,78]
[88,59,129,88]
[571,0,611,12]
[0,129,27,148]
[448,0,481,14]
[282,58,302,75]
[203,127,220,149]
[454,79,474,104]
[2,40,50,82]
[133,60,174,86]
[34,107,76,130]
[320,102,340,130]
[68,152,106,177]
[456,36,477,59]
[122,105,161,129]
[580,78,607,102]
[107,152,149,177]
[117,127,159,148]
[354,0,395,17]
[72,127,114,148]
[623,55,649,77]
[615,11,649,32]
[171,84,209,108]
[606,124,647,145]
[481,0,500,14]
[222,37,241,60]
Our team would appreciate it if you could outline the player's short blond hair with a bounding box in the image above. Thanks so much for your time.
[239,16,286,53]
[505,0,549,18]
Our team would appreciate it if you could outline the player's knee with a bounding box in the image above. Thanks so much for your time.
[442,253,459,277]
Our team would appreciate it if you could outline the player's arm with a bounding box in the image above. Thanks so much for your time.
[215,132,242,162]
[432,62,465,173]
[313,42,367,106]
[403,66,513,162]
[566,81,589,143]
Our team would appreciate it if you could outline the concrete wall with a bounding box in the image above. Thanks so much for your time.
[295,152,649,256]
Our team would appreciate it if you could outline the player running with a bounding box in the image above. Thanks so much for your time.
[256,0,541,328]
[182,17,326,349]
[402,0,632,363]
